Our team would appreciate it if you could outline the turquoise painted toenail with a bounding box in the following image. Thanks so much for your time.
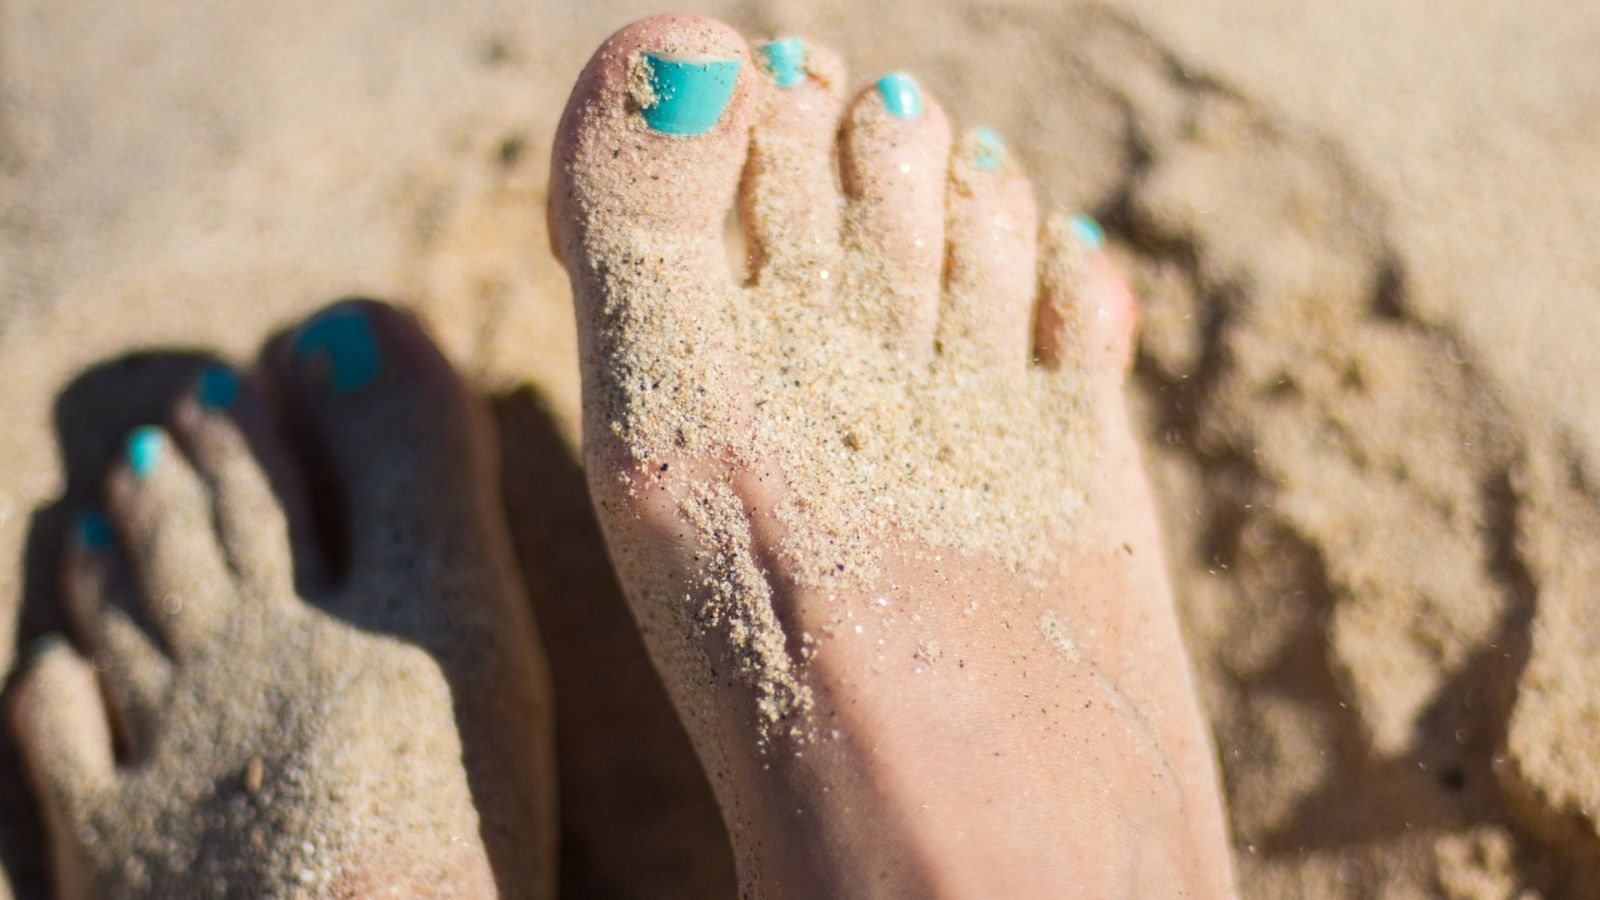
[76,512,112,552]
[126,426,164,480]
[974,127,1005,171]
[876,72,922,119]
[640,52,741,136]
[198,365,239,410]
[29,633,63,661]
[760,38,806,88]
[1069,213,1106,250]
[293,308,381,393]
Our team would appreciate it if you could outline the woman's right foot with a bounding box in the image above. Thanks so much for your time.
[8,301,556,898]
[550,15,1235,897]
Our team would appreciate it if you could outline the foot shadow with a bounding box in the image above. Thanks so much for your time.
[4,350,223,900]
[492,386,737,899]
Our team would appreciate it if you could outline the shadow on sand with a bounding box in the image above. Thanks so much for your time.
[0,344,734,898]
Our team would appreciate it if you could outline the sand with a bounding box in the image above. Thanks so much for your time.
[1,0,1597,897]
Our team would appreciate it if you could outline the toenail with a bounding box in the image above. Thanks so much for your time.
[75,511,113,552]
[638,52,741,136]
[759,38,806,88]
[1069,213,1106,250]
[126,426,164,480]
[974,127,1006,171]
[876,72,923,119]
[293,308,382,394]
[197,365,240,410]
[28,633,63,661]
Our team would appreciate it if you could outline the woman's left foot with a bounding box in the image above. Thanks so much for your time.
[8,300,556,898]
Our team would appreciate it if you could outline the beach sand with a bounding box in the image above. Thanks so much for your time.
[1,0,1596,895]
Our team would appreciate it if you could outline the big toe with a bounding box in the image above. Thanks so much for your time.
[550,13,755,261]
[548,14,760,468]
[839,70,953,350]
[271,300,500,588]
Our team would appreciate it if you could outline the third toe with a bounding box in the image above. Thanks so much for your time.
[839,71,952,348]
[106,425,233,656]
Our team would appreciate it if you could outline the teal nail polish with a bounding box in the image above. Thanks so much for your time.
[293,308,381,393]
[76,511,112,552]
[198,365,239,410]
[1069,213,1106,250]
[876,72,922,119]
[974,127,1005,171]
[126,426,164,480]
[760,38,806,88]
[29,633,63,661]
[640,52,741,136]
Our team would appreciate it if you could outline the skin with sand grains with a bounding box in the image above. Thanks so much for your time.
[550,13,1237,898]
[1,13,1233,899]
[7,301,558,898]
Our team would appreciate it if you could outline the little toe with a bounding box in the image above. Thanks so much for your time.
[274,300,500,587]
[170,365,308,595]
[839,70,952,349]
[938,127,1040,369]
[8,637,113,857]
[549,14,760,464]
[1035,212,1134,376]
[740,37,847,288]
[105,425,234,656]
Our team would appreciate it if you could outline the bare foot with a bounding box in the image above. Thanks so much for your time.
[7,301,555,898]
[550,15,1235,898]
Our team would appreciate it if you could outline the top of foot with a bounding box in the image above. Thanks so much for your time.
[552,17,1114,594]
[551,15,1232,899]
[8,302,555,898]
